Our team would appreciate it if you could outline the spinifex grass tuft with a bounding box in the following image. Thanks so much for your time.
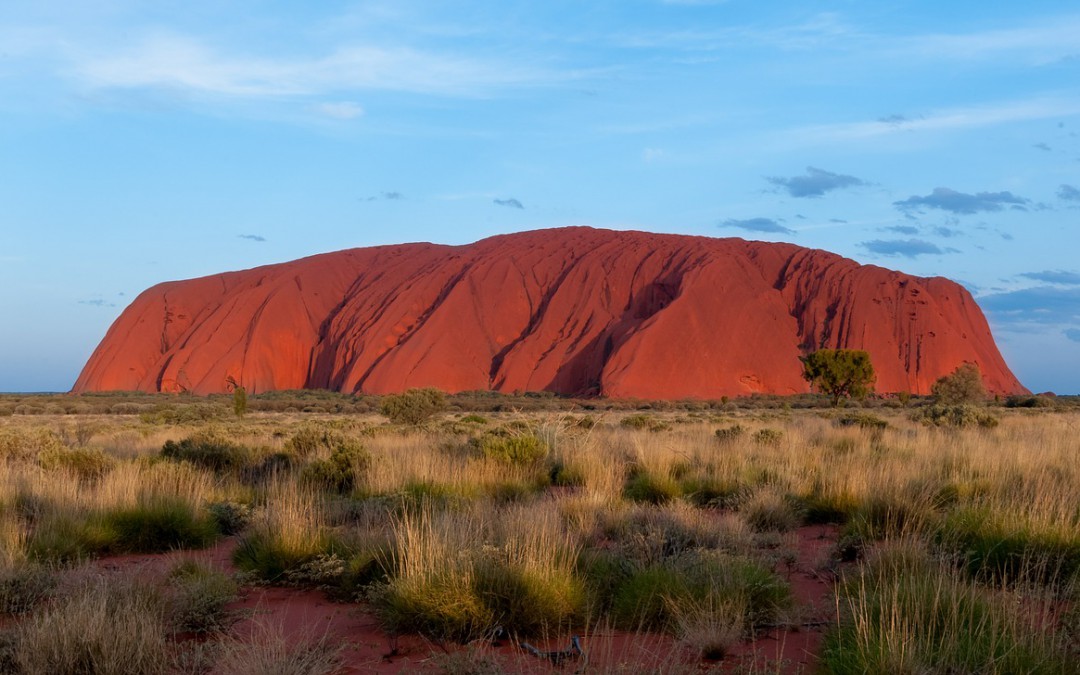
[822,541,1079,674]
[374,502,585,641]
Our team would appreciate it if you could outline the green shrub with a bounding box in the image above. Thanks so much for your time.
[242,451,300,485]
[27,512,118,563]
[301,440,370,493]
[473,433,548,465]
[212,621,341,675]
[608,553,790,633]
[912,404,999,428]
[207,501,253,536]
[0,563,56,615]
[284,426,356,459]
[161,431,251,473]
[549,461,587,487]
[471,554,585,636]
[836,412,888,431]
[624,471,682,505]
[679,476,741,508]
[752,428,783,445]
[936,507,1080,587]
[168,561,238,634]
[821,544,1077,674]
[842,495,930,544]
[740,489,801,532]
[104,498,219,554]
[10,576,169,675]
[379,388,447,425]
[714,424,745,443]
[931,363,987,405]
[0,428,64,462]
[611,565,688,630]
[38,447,115,480]
[1005,395,1055,409]
[232,530,343,583]
[620,414,670,432]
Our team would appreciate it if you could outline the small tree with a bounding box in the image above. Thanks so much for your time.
[232,386,247,419]
[931,363,986,405]
[379,388,447,425]
[226,376,247,419]
[800,349,876,406]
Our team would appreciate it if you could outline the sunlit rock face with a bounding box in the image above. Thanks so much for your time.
[74,227,1025,398]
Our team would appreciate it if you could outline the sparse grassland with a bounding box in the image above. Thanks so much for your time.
[0,391,1078,673]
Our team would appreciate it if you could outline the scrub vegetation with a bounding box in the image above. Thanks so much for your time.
[0,389,1078,672]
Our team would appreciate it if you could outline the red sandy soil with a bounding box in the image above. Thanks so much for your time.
[74,226,1024,399]
[76,523,841,674]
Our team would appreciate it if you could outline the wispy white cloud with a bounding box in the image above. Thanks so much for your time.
[642,147,666,162]
[604,13,856,52]
[899,18,1080,64]
[314,101,364,119]
[782,96,1080,146]
[659,0,731,5]
[71,32,559,98]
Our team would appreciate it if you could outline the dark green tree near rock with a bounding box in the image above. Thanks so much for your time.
[800,349,876,406]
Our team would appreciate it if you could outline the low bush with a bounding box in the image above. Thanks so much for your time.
[207,500,253,536]
[822,543,1077,674]
[752,428,783,445]
[620,414,670,432]
[714,424,745,443]
[0,428,65,462]
[212,620,341,675]
[740,488,802,532]
[0,562,56,615]
[912,404,999,428]
[161,431,252,473]
[26,512,117,563]
[1005,395,1055,409]
[936,507,1080,587]
[374,507,584,641]
[10,576,169,675]
[473,432,548,465]
[168,561,238,634]
[608,552,790,633]
[549,460,587,487]
[836,412,888,431]
[379,388,446,425]
[103,498,218,554]
[38,446,115,480]
[233,529,343,583]
[301,439,370,494]
[624,471,682,505]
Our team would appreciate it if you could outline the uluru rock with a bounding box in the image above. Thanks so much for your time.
[73,227,1025,398]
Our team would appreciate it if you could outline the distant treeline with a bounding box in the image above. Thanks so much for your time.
[0,388,1073,417]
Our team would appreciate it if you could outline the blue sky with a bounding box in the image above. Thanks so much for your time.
[1,1,1079,393]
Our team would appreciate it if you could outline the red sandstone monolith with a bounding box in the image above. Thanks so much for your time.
[73,227,1025,398]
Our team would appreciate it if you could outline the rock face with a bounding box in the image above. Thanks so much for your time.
[73,227,1025,398]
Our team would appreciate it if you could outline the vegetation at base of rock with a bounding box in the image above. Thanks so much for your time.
[472,431,548,465]
[379,388,447,425]
[1,392,1079,673]
[931,362,987,405]
[800,349,876,406]
[911,404,1000,428]
[161,431,252,473]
